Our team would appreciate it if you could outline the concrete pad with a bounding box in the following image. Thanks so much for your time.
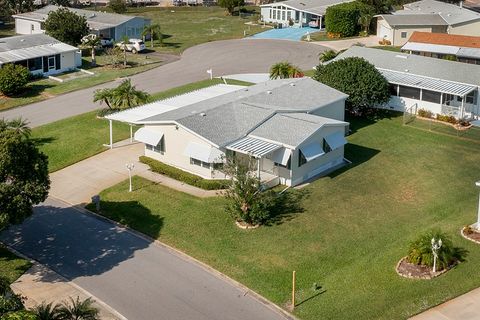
[311,35,381,52]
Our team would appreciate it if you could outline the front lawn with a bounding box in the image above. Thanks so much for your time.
[303,31,364,42]
[31,78,250,172]
[0,246,31,284]
[90,113,480,319]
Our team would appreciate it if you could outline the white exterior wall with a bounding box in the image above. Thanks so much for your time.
[449,20,480,37]
[377,18,394,42]
[260,5,302,27]
[114,17,149,41]
[290,125,346,186]
[15,19,43,35]
[60,51,80,70]
[310,98,346,121]
[143,124,224,179]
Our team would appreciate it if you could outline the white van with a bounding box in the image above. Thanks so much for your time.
[115,39,146,54]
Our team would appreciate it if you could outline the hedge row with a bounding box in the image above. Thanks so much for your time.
[325,1,372,37]
[139,156,230,190]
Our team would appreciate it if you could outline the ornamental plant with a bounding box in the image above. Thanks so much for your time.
[0,64,29,96]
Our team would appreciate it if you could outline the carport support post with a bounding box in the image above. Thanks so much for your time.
[257,158,261,180]
[109,119,113,149]
[130,124,133,143]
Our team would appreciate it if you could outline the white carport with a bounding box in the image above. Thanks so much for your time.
[103,84,245,148]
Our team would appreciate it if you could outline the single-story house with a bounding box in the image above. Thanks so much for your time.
[107,78,350,187]
[334,46,480,119]
[376,0,480,46]
[12,5,150,41]
[402,31,480,64]
[260,0,353,28]
[0,34,81,76]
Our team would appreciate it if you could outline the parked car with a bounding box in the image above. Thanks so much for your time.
[81,34,113,48]
[115,39,146,54]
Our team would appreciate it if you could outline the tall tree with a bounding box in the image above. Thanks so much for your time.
[141,24,162,48]
[217,0,245,15]
[81,34,101,67]
[108,0,127,14]
[358,13,373,33]
[0,119,49,230]
[44,8,89,46]
[4,0,34,14]
[313,57,390,115]
[269,61,303,79]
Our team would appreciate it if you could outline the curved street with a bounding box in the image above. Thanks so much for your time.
[0,39,324,127]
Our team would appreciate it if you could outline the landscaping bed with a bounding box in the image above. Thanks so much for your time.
[396,257,451,280]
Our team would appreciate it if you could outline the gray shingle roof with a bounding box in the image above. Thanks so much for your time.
[13,5,144,29]
[399,0,480,25]
[334,46,480,87]
[263,0,353,15]
[141,78,348,147]
[250,113,348,147]
[379,13,447,26]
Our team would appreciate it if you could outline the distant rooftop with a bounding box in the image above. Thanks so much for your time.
[397,0,480,25]
[377,13,448,26]
[261,0,353,15]
[407,31,480,48]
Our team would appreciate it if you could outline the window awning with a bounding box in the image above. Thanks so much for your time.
[134,127,163,146]
[379,68,476,97]
[184,142,224,163]
[324,132,347,151]
[227,136,281,158]
[269,148,291,165]
[300,142,324,162]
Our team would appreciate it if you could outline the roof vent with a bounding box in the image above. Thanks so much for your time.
[405,69,409,72]
[289,83,295,87]
[20,39,25,42]
[267,90,272,94]
[244,88,249,91]
[200,112,206,117]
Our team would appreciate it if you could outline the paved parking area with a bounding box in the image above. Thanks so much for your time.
[250,27,319,41]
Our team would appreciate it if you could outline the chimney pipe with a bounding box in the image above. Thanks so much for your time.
[459,1,463,8]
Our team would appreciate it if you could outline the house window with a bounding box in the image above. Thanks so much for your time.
[389,84,398,96]
[213,163,223,170]
[298,150,307,167]
[269,9,272,19]
[401,32,407,38]
[466,91,477,105]
[323,139,332,153]
[398,85,420,100]
[287,11,291,21]
[190,157,211,169]
[31,24,34,32]
[146,137,165,153]
[273,10,276,19]
[422,89,441,104]
[282,10,286,21]
[27,57,43,71]
[48,56,55,70]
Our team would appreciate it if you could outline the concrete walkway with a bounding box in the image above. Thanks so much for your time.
[311,35,381,52]
[11,263,123,320]
[49,142,217,205]
[410,288,480,320]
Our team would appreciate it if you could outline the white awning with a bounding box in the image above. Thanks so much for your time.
[300,142,324,162]
[134,127,163,146]
[324,132,347,151]
[269,148,291,165]
[227,136,281,158]
[401,42,460,56]
[379,68,476,97]
[184,142,224,163]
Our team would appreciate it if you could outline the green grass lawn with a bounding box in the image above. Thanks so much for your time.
[31,78,250,172]
[371,45,402,52]
[303,31,364,42]
[90,112,480,319]
[0,53,162,111]
[0,23,15,38]
[0,246,31,284]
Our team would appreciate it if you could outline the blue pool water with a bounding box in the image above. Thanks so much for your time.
[250,27,319,41]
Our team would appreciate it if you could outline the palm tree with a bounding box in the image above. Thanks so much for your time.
[0,118,31,138]
[93,87,115,110]
[111,78,150,109]
[269,62,303,79]
[56,297,99,320]
[358,14,373,34]
[319,49,338,63]
[33,302,61,320]
[142,23,162,48]
[81,35,101,67]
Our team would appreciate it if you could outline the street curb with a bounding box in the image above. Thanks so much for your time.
[53,196,298,320]
[1,242,128,320]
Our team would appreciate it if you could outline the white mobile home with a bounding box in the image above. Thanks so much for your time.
[107,78,349,187]
[13,5,150,41]
[0,34,81,76]
[334,46,480,119]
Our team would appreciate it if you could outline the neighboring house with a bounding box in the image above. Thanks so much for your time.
[107,78,350,187]
[0,34,81,76]
[334,46,480,119]
[402,31,480,64]
[12,5,150,41]
[260,0,353,28]
[375,0,480,46]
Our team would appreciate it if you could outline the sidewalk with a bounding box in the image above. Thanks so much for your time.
[11,263,123,320]
[410,288,480,320]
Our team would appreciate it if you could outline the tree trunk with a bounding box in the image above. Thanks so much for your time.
[91,47,96,67]
[123,48,127,67]
[151,32,154,48]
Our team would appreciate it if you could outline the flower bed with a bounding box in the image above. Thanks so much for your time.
[396,256,452,280]
[461,226,480,244]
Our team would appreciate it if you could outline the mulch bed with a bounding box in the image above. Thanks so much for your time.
[461,226,480,244]
[396,257,450,279]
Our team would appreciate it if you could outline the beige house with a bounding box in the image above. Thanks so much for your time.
[107,78,350,187]
[376,0,480,46]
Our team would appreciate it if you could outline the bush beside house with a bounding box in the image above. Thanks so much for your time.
[0,64,29,96]
[325,1,373,38]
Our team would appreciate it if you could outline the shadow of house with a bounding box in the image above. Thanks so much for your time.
[347,110,402,134]
[0,200,162,281]
[327,143,380,179]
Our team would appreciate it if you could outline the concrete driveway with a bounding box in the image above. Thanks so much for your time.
[0,197,289,320]
[0,39,325,128]
[311,35,381,52]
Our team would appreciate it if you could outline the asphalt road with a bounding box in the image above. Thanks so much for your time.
[0,197,289,320]
[0,39,324,128]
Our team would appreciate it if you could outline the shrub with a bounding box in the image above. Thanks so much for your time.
[406,230,466,271]
[319,49,338,63]
[378,38,392,45]
[417,108,433,118]
[0,64,29,96]
[325,1,373,37]
[0,311,37,320]
[436,114,457,124]
[108,0,127,14]
[139,156,230,190]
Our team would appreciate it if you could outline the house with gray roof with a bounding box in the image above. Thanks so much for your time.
[334,46,480,119]
[107,78,349,187]
[260,0,353,28]
[13,5,150,41]
[0,34,81,76]
[376,0,480,46]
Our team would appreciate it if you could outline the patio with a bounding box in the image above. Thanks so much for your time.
[250,27,318,41]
